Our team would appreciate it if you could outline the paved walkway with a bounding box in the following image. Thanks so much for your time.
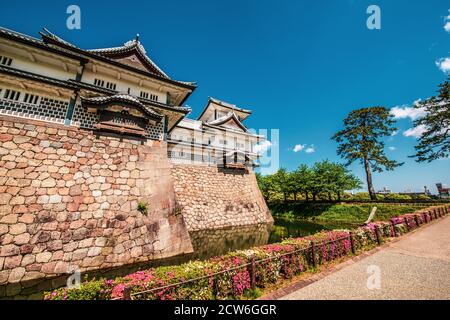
[281,216,450,300]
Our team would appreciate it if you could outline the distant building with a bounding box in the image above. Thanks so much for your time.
[167,97,263,167]
[436,183,450,199]
[376,187,392,195]
[399,186,431,198]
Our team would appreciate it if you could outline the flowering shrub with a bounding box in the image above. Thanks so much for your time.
[44,205,449,300]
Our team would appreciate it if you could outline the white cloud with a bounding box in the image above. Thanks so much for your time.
[403,125,427,138]
[445,21,450,32]
[305,147,315,154]
[391,130,398,136]
[253,140,272,154]
[388,146,396,151]
[293,144,306,152]
[436,57,450,73]
[293,143,315,154]
[390,106,427,120]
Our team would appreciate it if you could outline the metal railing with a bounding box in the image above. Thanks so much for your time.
[117,205,449,300]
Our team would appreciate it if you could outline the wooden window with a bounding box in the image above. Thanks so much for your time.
[23,93,40,104]
[140,91,149,99]
[94,78,105,87]
[140,91,159,102]
[4,89,21,101]
[106,82,117,90]
[0,56,13,66]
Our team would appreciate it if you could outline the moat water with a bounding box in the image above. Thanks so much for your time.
[189,217,354,260]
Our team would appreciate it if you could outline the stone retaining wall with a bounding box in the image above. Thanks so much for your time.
[0,116,193,297]
[171,165,273,231]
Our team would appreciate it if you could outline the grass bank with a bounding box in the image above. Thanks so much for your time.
[269,202,425,224]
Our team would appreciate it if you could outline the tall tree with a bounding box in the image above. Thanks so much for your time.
[255,173,274,201]
[272,168,291,202]
[333,164,362,201]
[292,164,313,201]
[411,76,450,162]
[332,107,403,200]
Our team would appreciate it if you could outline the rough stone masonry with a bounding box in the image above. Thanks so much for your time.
[171,165,273,231]
[0,115,273,297]
[0,116,193,296]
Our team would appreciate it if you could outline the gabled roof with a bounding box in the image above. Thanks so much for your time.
[87,37,169,79]
[197,97,252,122]
[80,94,162,120]
[37,28,197,90]
[207,112,248,132]
[208,97,252,114]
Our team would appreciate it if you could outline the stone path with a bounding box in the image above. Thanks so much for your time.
[280,216,450,300]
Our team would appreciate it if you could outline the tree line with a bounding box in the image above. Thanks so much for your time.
[256,161,361,203]
[257,76,449,202]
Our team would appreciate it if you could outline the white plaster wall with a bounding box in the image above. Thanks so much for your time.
[82,70,167,103]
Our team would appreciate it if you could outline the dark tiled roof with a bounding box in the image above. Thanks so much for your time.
[80,94,162,120]
[138,96,191,114]
[0,26,88,63]
[207,112,248,132]
[38,28,197,89]
[209,97,252,114]
[88,39,169,79]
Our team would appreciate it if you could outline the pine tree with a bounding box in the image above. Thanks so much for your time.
[332,107,403,200]
[412,76,450,162]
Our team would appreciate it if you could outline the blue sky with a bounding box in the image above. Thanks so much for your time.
[1,0,449,193]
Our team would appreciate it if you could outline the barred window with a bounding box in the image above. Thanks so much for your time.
[23,93,40,104]
[0,56,13,66]
[94,78,105,87]
[3,89,21,101]
[140,91,158,102]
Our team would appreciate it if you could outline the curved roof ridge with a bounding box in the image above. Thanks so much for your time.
[80,94,163,119]
[88,38,170,79]
[208,97,252,114]
[207,111,248,132]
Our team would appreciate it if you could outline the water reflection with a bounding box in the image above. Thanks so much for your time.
[189,223,272,260]
[188,218,354,260]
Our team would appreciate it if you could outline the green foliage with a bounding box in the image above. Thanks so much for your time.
[332,106,403,199]
[137,201,149,215]
[256,161,362,203]
[269,202,424,223]
[411,76,450,162]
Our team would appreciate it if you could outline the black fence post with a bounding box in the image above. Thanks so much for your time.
[349,232,356,255]
[248,256,256,290]
[414,215,420,227]
[311,241,316,268]
[212,275,218,300]
[123,286,132,300]
[374,225,382,245]
[391,221,397,237]
[404,217,410,231]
